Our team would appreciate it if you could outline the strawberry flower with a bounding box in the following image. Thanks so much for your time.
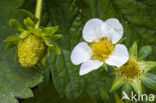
[71,18,129,75]
[110,42,156,94]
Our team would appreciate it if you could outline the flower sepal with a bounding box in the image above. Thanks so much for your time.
[140,61,156,72]
[110,76,125,92]
[131,79,142,94]
[23,17,35,30]
[129,42,137,60]
[102,63,108,71]
[19,31,31,39]
[42,26,58,37]
[9,19,25,32]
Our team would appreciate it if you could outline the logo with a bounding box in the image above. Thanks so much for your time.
[122,91,155,101]
[122,91,130,101]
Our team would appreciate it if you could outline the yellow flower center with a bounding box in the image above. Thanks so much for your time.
[120,60,141,80]
[90,38,114,61]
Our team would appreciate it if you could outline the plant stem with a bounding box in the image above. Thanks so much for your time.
[35,0,43,28]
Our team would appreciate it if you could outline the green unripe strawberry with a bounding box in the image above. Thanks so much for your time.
[18,34,46,68]
[5,18,61,68]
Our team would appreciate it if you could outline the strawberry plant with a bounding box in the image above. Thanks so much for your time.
[0,0,155,103]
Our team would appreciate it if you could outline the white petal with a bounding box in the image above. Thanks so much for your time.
[101,18,123,44]
[105,44,129,67]
[80,60,103,75]
[71,42,92,65]
[100,22,112,38]
[83,18,104,42]
[110,29,123,44]
[105,18,123,36]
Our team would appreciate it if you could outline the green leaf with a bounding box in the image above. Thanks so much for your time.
[139,46,152,60]
[23,17,35,30]
[129,42,137,60]
[114,0,156,30]
[0,61,43,103]
[140,61,156,72]
[141,73,156,90]
[48,49,85,101]
[131,79,142,94]
[22,81,95,103]
[83,67,114,103]
[9,19,24,32]
[110,76,125,92]
[1,0,25,8]
[22,81,71,103]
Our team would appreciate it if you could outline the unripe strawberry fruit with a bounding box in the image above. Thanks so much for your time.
[18,34,46,68]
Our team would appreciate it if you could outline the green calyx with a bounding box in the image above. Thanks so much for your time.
[5,17,62,68]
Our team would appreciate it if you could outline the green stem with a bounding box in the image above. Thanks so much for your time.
[35,0,43,28]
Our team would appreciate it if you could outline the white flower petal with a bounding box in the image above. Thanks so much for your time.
[83,18,104,42]
[71,42,92,65]
[100,22,112,38]
[80,60,103,75]
[101,18,123,44]
[105,44,129,67]
[105,18,123,36]
[110,30,123,44]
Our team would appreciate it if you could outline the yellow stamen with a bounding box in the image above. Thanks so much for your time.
[90,38,114,61]
[120,60,141,80]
